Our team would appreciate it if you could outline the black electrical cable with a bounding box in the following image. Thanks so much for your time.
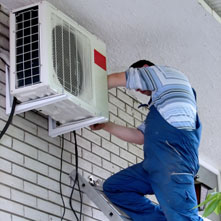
[60,135,66,221]
[0,97,17,140]
[69,131,83,221]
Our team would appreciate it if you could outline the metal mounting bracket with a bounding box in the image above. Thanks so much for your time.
[5,65,68,115]
[48,116,106,137]
[5,66,108,137]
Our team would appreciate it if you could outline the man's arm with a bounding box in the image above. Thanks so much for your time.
[91,71,144,145]
[108,72,126,89]
[90,122,144,145]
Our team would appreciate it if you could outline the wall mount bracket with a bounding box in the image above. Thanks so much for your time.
[5,66,107,137]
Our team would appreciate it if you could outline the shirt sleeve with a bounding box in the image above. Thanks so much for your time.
[125,67,156,91]
[137,122,146,134]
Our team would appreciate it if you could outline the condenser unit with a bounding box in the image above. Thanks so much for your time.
[9,1,109,136]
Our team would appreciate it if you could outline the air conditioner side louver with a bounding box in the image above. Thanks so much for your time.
[52,25,83,96]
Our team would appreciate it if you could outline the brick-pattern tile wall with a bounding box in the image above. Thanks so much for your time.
[0,4,154,221]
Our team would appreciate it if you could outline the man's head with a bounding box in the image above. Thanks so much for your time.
[130,60,155,96]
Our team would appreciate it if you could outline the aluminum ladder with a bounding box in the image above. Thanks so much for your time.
[69,171,132,221]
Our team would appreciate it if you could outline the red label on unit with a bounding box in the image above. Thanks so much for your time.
[94,49,107,71]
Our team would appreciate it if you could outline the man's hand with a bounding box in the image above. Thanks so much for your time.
[90,123,106,131]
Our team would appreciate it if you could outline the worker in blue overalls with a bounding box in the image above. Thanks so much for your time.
[90,60,202,221]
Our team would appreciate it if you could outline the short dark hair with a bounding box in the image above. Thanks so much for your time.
[130,60,155,68]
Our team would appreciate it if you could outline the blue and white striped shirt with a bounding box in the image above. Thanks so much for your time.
[125,65,196,133]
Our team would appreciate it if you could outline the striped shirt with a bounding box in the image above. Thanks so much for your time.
[125,65,197,133]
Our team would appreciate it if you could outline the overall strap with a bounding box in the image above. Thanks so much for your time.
[192,88,197,101]
[138,97,152,109]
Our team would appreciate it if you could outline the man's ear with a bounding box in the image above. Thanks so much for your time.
[143,64,149,67]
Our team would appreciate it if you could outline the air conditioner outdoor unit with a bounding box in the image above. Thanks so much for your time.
[9,1,109,135]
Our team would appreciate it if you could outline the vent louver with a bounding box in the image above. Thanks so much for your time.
[52,25,83,96]
[15,6,40,88]
[204,0,221,17]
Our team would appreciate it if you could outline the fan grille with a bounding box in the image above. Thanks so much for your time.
[15,6,40,88]
[52,15,91,97]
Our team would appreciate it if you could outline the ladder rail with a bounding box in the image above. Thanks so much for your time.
[69,171,132,221]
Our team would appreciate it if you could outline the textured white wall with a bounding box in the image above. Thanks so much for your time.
[57,0,221,171]
[2,0,220,170]
[1,0,221,220]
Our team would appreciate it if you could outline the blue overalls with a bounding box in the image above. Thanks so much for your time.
[103,104,202,220]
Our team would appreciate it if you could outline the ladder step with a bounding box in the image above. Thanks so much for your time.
[70,171,132,221]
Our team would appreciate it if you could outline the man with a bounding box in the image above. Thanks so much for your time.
[90,60,202,221]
